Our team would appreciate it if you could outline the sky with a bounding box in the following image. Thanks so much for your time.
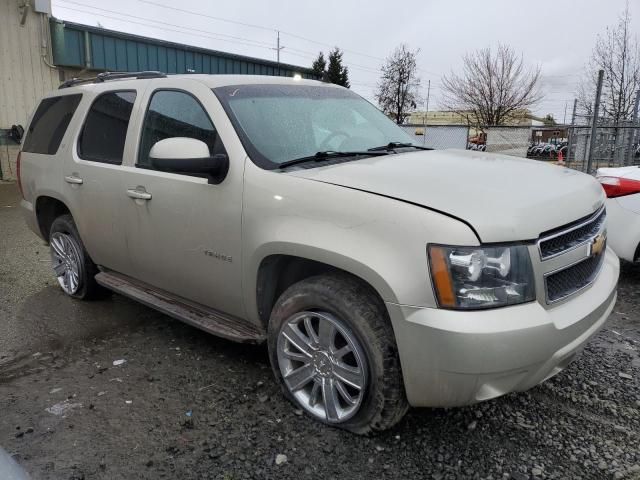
[50,0,640,122]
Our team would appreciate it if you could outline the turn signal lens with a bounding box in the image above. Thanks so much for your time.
[428,246,456,308]
[598,176,640,198]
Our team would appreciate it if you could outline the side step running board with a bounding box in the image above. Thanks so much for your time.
[95,271,265,344]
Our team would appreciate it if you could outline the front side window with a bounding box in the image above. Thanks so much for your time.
[138,90,224,169]
[78,91,136,164]
[213,84,416,169]
[23,94,82,155]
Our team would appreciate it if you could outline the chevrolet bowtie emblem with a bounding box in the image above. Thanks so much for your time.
[590,233,606,257]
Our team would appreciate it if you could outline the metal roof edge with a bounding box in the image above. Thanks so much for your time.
[52,18,316,74]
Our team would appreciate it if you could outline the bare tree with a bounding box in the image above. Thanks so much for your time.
[577,4,640,124]
[441,44,542,127]
[375,45,421,124]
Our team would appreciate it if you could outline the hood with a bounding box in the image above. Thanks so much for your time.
[287,149,605,243]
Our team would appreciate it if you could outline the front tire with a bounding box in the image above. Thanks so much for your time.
[267,273,408,434]
[49,214,106,300]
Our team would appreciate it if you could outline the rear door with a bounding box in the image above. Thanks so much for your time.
[119,79,245,317]
[20,94,83,234]
[63,88,143,274]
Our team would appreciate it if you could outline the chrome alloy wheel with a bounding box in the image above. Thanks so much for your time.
[276,311,368,423]
[50,232,83,295]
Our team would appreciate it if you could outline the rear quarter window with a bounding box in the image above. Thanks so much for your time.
[22,94,82,155]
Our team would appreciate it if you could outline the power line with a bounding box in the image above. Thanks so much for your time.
[137,0,391,64]
[54,0,583,101]
[53,4,277,52]
[54,0,386,76]
[284,46,381,71]
[54,0,274,49]
[542,73,583,78]
[281,31,386,63]
[277,49,384,76]
[138,0,275,32]
[350,81,378,87]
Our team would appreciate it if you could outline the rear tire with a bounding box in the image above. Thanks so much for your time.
[49,214,108,300]
[267,273,408,434]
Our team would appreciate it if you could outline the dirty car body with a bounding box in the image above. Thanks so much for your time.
[18,74,618,432]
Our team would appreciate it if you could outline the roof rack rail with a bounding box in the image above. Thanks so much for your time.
[59,71,167,89]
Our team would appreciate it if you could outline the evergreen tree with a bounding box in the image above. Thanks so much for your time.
[311,52,327,78]
[326,48,350,88]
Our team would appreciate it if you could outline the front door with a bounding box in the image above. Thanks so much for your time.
[121,81,244,318]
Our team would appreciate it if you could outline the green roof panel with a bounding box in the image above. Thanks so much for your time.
[50,19,318,79]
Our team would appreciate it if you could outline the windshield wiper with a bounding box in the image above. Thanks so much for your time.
[367,142,432,152]
[278,150,389,169]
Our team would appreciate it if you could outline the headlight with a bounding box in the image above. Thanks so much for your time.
[428,244,535,309]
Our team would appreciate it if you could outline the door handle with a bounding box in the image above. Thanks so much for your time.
[126,188,152,200]
[64,175,83,185]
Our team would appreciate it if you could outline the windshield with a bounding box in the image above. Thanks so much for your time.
[213,84,417,169]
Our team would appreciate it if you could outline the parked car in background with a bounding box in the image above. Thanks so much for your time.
[597,166,640,262]
[527,141,567,160]
[466,142,486,151]
[555,144,568,159]
[19,72,618,433]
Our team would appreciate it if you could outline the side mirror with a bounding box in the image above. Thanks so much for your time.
[149,137,229,184]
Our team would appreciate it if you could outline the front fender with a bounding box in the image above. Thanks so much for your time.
[241,161,479,325]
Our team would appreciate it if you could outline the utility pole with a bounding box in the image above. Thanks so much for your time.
[422,79,431,146]
[563,101,568,124]
[273,30,284,74]
[626,90,640,165]
[565,98,578,166]
[586,69,604,173]
[425,79,431,117]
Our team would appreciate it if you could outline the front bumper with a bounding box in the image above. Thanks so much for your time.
[387,247,619,407]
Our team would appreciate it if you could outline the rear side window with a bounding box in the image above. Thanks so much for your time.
[78,91,136,164]
[23,94,82,155]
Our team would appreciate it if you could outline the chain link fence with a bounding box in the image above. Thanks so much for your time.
[564,123,640,171]
[401,122,640,173]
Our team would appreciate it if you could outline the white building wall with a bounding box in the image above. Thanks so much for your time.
[485,127,530,157]
[0,0,60,179]
[0,0,60,128]
[400,125,469,150]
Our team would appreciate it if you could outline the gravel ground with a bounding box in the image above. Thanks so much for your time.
[1,182,640,480]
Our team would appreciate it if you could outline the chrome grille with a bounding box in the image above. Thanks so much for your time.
[545,246,606,303]
[538,208,606,259]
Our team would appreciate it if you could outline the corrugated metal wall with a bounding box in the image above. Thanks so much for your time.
[0,0,60,129]
[51,21,318,79]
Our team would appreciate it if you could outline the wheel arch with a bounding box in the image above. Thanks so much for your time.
[634,240,640,262]
[35,195,71,242]
[252,247,397,329]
